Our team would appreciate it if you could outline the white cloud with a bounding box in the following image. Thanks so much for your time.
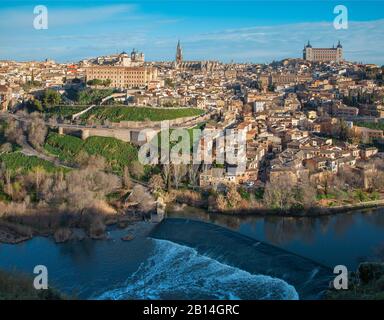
[0,4,136,29]
[0,4,383,65]
[177,20,384,64]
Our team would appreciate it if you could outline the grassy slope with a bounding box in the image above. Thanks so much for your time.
[44,105,90,118]
[80,106,204,122]
[355,122,384,131]
[0,152,66,175]
[45,132,138,173]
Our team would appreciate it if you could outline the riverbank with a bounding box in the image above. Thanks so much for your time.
[213,199,384,217]
[326,262,384,300]
[169,192,384,218]
[0,208,155,245]
[2,196,384,245]
[0,269,65,300]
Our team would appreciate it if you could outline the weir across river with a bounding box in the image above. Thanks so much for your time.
[150,218,334,300]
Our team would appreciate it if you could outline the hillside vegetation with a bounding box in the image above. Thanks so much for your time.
[355,121,384,131]
[0,152,66,175]
[45,132,138,173]
[43,105,90,118]
[80,106,204,123]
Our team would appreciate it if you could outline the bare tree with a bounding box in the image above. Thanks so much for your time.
[172,164,186,189]
[128,185,155,213]
[4,169,12,199]
[264,177,296,211]
[162,164,171,189]
[0,143,12,154]
[149,174,165,193]
[215,193,228,211]
[338,167,362,189]
[226,184,242,209]
[370,171,384,191]
[66,165,120,211]
[129,160,145,180]
[27,112,47,150]
[188,164,200,189]
[122,166,132,190]
[4,118,24,146]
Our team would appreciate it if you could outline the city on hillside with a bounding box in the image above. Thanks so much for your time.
[1,41,384,203]
[1,0,384,304]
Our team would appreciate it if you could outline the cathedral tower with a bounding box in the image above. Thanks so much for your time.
[176,40,183,65]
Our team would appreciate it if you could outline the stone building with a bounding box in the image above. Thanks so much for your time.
[85,65,158,89]
[174,41,219,72]
[303,41,343,63]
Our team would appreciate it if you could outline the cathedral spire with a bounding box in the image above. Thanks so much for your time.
[176,40,183,65]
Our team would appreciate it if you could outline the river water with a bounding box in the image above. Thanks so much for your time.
[0,208,383,300]
[167,207,384,270]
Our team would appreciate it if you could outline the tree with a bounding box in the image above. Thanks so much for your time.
[162,164,171,189]
[338,167,362,189]
[164,78,175,88]
[290,182,316,210]
[84,154,107,171]
[263,177,296,211]
[128,185,155,213]
[215,193,227,211]
[4,119,25,146]
[103,79,112,87]
[0,143,12,154]
[149,174,165,193]
[26,99,43,112]
[226,184,242,209]
[66,164,120,211]
[339,119,352,141]
[129,160,145,180]
[268,83,276,92]
[27,113,47,150]
[187,164,200,189]
[172,164,186,189]
[42,89,61,109]
[122,166,132,190]
[24,166,48,201]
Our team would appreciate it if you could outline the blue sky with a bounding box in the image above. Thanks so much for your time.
[1,1,384,64]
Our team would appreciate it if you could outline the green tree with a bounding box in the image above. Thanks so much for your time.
[268,83,276,92]
[26,99,43,112]
[42,89,61,109]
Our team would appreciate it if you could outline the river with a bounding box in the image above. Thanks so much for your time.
[0,207,383,300]
[167,206,384,270]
